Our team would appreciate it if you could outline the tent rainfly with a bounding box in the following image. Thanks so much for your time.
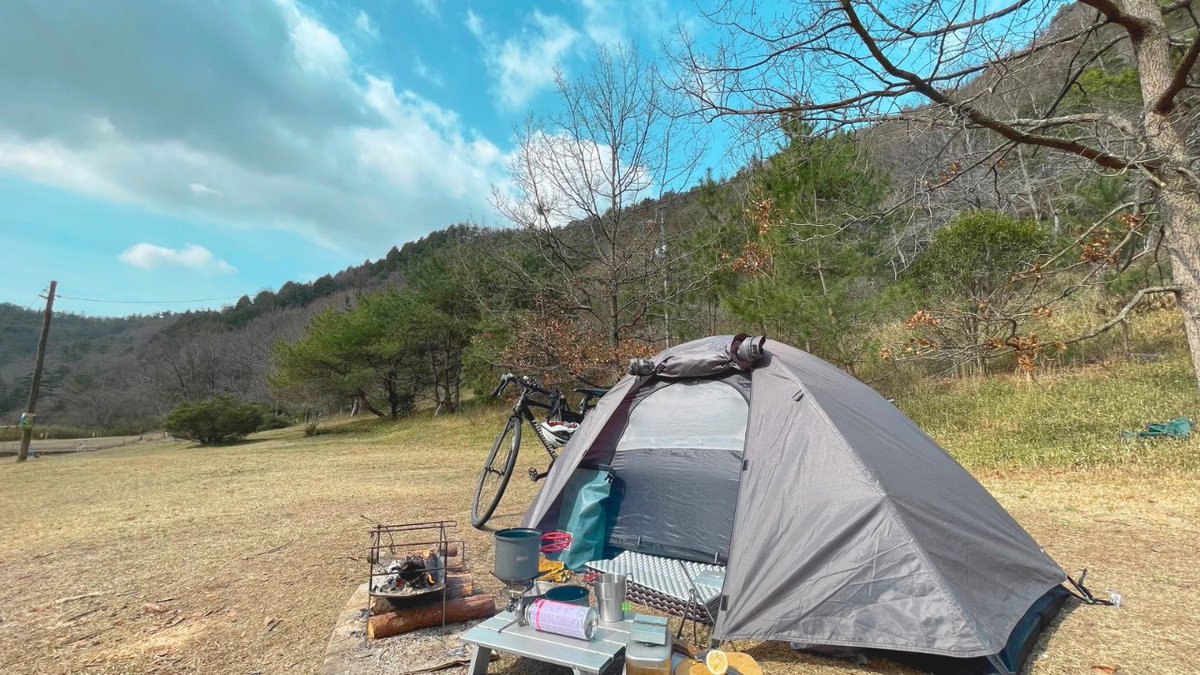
[524,335,1069,674]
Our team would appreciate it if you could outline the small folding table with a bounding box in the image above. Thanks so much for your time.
[459,610,632,674]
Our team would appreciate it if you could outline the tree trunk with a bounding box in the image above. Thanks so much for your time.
[1126,0,1200,392]
[386,373,400,419]
[1161,186,1200,389]
[608,286,621,347]
[358,392,385,417]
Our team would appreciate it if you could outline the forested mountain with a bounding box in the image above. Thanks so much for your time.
[0,225,484,428]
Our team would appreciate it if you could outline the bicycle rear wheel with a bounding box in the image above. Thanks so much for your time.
[471,416,521,528]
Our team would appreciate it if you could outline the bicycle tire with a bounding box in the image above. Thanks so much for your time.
[471,416,521,528]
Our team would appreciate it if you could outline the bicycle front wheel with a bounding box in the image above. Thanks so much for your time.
[471,416,521,528]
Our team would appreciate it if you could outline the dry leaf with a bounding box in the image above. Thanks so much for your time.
[1091,665,1118,674]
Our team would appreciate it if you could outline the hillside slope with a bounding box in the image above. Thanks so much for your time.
[0,225,494,426]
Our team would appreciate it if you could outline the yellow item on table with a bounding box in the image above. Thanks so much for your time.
[680,652,762,675]
[537,557,571,583]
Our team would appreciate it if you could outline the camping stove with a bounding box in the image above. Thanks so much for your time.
[493,574,541,624]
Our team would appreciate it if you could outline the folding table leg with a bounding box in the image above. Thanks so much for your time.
[467,645,492,674]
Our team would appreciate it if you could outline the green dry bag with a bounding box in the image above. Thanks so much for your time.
[557,466,614,571]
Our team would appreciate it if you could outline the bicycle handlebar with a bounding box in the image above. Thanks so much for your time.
[491,373,559,400]
[491,373,514,398]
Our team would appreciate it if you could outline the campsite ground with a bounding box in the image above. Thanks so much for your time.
[1,358,1198,674]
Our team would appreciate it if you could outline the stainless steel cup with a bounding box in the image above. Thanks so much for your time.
[594,573,627,623]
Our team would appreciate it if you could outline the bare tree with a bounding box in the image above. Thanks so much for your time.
[681,0,1200,386]
[492,44,705,348]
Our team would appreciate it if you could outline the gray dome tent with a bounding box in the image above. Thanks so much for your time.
[524,335,1068,672]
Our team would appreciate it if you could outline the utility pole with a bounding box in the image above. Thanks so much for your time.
[18,280,56,462]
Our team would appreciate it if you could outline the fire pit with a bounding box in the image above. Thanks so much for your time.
[362,520,496,641]
[367,520,464,610]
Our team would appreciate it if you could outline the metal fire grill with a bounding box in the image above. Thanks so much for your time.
[367,520,466,611]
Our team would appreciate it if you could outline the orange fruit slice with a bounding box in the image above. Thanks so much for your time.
[705,649,729,675]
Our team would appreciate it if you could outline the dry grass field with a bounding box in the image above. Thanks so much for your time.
[1,359,1199,674]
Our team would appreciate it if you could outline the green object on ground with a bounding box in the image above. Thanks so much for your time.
[1123,416,1193,440]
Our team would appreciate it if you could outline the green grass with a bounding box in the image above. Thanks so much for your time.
[901,350,1200,471]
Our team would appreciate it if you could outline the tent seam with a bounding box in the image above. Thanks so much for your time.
[783,362,996,655]
[712,368,759,638]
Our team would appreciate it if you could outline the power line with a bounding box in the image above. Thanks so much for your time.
[20,292,45,313]
[55,293,243,305]
[10,287,49,312]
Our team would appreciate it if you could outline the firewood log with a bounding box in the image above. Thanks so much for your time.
[367,595,497,639]
[444,572,474,596]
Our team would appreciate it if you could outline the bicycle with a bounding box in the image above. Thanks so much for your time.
[470,373,607,529]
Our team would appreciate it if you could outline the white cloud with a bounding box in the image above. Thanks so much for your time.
[0,0,508,253]
[413,56,444,87]
[354,9,379,40]
[414,0,442,18]
[464,9,484,38]
[578,0,623,46]
[577,0,670,46]
[472,11,579,110]
[189,182,220,196]
[119,243,236,274]
[280,1,351,79]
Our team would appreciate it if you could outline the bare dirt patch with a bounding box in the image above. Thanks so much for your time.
[0,416,1196,674]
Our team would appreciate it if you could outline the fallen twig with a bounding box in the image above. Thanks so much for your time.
[55,592,104,605]
[58,630,99,646]
[396,652,499,674]
[62,608,101,624]
[245,539,299,559]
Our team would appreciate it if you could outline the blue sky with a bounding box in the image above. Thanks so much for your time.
[0,0,707,316]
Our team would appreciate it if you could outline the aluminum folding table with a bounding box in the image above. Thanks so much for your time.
[459,610,632,674]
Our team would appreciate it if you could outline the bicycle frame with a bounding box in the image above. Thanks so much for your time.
[494,374,573,465]
[509,388,563,465]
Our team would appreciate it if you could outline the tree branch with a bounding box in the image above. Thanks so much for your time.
[1078,0,1151,38]
[838,0,1138,171]
[1060,286,1181,345]
[1154,31,1200,113]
